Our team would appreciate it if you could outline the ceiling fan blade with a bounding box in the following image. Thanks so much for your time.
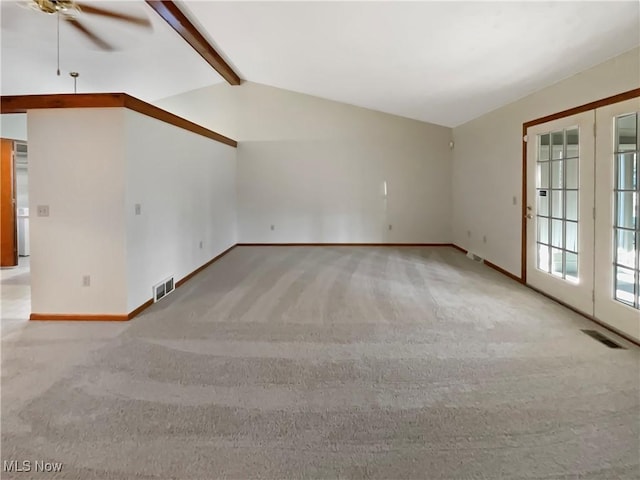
[76,3,151,28]
[66,19,114,51]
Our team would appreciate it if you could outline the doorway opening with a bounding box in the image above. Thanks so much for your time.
[1,129,31,336]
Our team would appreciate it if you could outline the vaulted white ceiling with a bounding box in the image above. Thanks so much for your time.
[2,1,639,127]
[181,0,640,127]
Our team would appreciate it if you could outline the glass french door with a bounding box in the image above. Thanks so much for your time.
[526,112,595,315]
[594,98,640,340]
[526,97,640,342]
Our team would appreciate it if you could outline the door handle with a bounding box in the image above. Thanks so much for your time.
[525,214,533,219]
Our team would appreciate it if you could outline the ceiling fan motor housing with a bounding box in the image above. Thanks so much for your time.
[33,0,78,15]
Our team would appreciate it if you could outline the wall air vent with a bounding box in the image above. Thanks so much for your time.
[153,276,175,303]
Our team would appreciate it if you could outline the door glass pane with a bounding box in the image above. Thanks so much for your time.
[615,192,637,229]
[538,244,550,273]
[551,160,563,188]
[566,191,578,221]
[616,114,637,152]
[566,158,578,189]
[538,134,550,161]
[615,229,636,268]
[616,153,637,190]
[537,191,549,216]
[566,252,578,283]
[551,131,564,159]
[566,128,579,158]
[537,217,549,243]
[615,265,636,306]
[551,248,563,277]
[566,221,578,253]
[551,219,563,248]
[537,163,550,188]
[552,190,563,218]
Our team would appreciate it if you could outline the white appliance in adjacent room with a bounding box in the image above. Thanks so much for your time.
[17,207,29,256]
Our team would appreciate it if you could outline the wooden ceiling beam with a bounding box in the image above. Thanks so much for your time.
[145,1,241,86]
[1,93,237,147]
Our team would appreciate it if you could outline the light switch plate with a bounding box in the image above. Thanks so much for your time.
[135,204,141,215]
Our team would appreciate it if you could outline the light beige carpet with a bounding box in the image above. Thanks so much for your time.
[2,246,639,479]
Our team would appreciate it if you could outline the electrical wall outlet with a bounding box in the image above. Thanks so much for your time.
[199,241,203,249]
[270,225,275,231]
[37,205,50,217]
[467,230,471,238]
[512,196,518,205]
[388,224,392,231]
[82,275,91,287]
[483,235,487,243]
[135,203,142,215]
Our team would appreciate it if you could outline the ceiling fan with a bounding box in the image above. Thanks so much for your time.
[22,0,152,51]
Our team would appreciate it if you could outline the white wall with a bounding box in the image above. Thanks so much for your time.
[27,107,237,315]
[1,114,27,141]
[28,108,128,314]
[124,109,237,311]
[452,47,640,276]
[157,82,453,244]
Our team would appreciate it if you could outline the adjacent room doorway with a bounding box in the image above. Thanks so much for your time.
[1,138,18,267]
[1,137,31,335]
